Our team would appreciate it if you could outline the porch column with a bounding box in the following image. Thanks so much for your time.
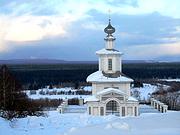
[151,98,154,106]
[162,105,168,113]
[159,103,164,113]
[132,106,135,116]
[156,101,159,109]
[119,106,122,117]
[137,106,139,116]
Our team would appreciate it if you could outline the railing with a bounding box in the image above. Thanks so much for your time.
[57,99,68,113]
[57,98,84,113]
[150,98,168,113]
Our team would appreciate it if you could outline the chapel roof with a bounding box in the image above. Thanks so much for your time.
[96,87,127,96]
[104,19,115,35]
[86,71,133,83]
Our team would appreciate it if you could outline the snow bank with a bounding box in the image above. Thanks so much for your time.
[66,111,180,135]
[0,111,117,135]
[1,110,180,135]
[105,122,130,130]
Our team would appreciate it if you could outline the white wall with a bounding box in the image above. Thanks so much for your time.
[99,54,121,73]
[87,101,139,116]
[92,82,131,96]
[105,40,114,49]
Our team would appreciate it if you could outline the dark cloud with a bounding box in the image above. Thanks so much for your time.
[87,10,180,46]
[0,1,180,61]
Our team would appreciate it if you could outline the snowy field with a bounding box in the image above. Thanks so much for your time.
[131,83,158,100]
[160,79,180,82]
[67,111,180,135]
[28,94,91,100]
[27,84,159,101]
[0,109,180,135]
[27,86,91,100]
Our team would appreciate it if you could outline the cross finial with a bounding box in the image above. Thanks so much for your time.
[108,9,111,22]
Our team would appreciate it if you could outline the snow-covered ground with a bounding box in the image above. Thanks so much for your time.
[27,84,159,101]
[67,111,180,135]
[131,83,158,100]
[27,86,92,100]
[81,86,92,91]
[0,108,180,135]
[160,79,180,82]
[28,94,91,100]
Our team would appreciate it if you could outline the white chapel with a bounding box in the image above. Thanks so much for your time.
[85,19,139,116]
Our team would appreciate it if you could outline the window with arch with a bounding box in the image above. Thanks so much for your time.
[106,100,120,116]
[106,100,118,111]
[108,59,112,70]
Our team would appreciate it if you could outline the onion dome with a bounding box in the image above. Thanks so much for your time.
[104,19,115,35]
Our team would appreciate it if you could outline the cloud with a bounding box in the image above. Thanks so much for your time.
[0,15,68,52]
[0,12,89,52]
[4,15,68,42]
[81,21,105,31]
[0,0,93,52]
[1,0,180,18]
[106,0,180,18]
[172,26,180,34]
[0,0,180,60]
[0,15,9,52]
[124,42,180,59]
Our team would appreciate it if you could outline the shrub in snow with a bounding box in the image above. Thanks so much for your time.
[30,90,36,95]
[48,90,57,95]
[39,90,45,95]
[68,98,79,105]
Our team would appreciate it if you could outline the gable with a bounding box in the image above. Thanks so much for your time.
[100,91,125,101]
[97,87,127,96]
[102,92,123,97]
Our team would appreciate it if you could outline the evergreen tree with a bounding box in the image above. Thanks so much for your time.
[0,65,21,110]
[49,83,53,89]
[0,65,42,120]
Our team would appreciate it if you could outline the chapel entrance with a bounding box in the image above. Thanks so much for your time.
[106,100,120,116]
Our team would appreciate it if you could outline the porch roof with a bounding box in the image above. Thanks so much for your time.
[84,95,99,102]
[97,87,127,96]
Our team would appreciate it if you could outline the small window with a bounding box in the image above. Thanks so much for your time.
[135,107,137,116]
[100,107,104,116]
[122,107,125,116]
[89,107,91,115]
[108,59,112,70]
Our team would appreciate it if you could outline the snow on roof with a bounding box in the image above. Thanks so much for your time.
[127,96,138,102]
[97,87,127,96]
[84,96,99,102]
[87,71,133,83]
[96,48,122,55]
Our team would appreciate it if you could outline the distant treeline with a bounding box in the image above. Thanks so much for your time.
[1,62,180,89]
[122,62,180,79]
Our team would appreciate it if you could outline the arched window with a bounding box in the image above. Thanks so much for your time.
[106,100,119,116]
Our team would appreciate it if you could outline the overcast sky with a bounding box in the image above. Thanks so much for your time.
[0,0,180,61]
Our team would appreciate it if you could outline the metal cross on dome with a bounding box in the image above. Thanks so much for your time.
[108,9,111,20]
